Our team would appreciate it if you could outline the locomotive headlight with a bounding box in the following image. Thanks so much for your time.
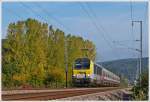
[87,74,90,77]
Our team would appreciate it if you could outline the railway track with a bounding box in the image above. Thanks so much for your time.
[2,87,121,100]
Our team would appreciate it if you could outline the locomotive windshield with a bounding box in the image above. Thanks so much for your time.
[74,58,90,69]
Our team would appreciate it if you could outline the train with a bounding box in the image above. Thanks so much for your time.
[72,57,120,87]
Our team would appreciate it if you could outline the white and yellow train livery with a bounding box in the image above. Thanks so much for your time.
[72,58,120,86]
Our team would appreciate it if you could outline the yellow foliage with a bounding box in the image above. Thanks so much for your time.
[13,74,26,82]
[48,67,65,82]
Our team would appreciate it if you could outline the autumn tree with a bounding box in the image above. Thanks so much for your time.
[2,18,96,89]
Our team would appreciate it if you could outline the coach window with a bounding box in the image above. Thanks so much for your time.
[103,71,105,77]
[98,68,100,75]
[103,71,104,76]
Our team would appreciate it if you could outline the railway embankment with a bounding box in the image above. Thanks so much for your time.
[57,88,132,101]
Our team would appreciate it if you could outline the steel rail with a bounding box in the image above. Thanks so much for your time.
[2,87,121,100]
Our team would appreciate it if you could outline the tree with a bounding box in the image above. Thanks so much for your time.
[2,18,96,89]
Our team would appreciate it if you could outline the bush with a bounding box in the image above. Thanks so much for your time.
[131,71,148,100]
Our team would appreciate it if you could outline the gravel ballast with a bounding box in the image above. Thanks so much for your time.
[57,88,132,101]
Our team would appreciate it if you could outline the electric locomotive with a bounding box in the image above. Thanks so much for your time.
[72,57,120,86]
[72,58,94,85]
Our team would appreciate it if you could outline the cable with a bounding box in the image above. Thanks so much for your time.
[79,2,123,61]
[130,1,138,60]
[130,1,136,42]
[85,2,127,60]
[19,2,49,24]
[113,40,138,43]
[4,7,24,20]
[85,3,113,42]
[130,1,133,21]
[34,3,72,33]
[19,2,73,35]
[78,2,114,61]
[113,42,139,51]
[79,3,113,49]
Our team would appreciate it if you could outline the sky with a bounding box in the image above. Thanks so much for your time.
[2,1,148,62]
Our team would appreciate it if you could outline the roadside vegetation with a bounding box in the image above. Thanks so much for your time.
[131,71,148,100]
[2,18,96,89]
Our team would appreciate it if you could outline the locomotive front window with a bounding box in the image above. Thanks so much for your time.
[74,58,90,69]
[75,63,82,69]
[82,62,90,69]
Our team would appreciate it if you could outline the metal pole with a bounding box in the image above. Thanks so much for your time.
[65,39,68,88]
[72,64,74,86]
[132,20,142,87]
[139,21,142,87]
[136,55,139,80]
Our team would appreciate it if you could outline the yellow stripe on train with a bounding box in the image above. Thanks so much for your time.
[73,60,94,75]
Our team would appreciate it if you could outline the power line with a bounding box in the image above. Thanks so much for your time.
[34,3,72,33]
[78,3,114,49]
[19,2,49,24]
[130,1,135,38]
[85,3,113,42]
[19,2,73,35]
[130,0,133,21]
[113,40,138,43]
[78,2,114,61]
[85,2,128,60]
[79,2,123,61]
[113,42,140,52]
[130,1,136,41]
[129,0,138,68]
[112,1,137,60]
[4,7,24,19]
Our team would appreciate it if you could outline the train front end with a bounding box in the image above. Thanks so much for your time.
[72,58,94,86]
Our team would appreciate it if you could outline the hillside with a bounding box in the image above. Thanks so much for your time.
[98,57,149,83]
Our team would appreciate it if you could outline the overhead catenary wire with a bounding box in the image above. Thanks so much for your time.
[85,2,125,60]
[78,3,114,61]
[79,2,123,61]
[4,7,24,20]
[34,3,72,33]
[130,0,133,21]
[19,2,72,34]
[130,0,136,41]
[78,2,114,49]
[113,1,138,60]
[19,2,49,24]
[130,1,136,60]
[113,40,139,43]
[85,3,113,42]
[14,2,123,62]
[113,42,140,52]
[130,1,139,59]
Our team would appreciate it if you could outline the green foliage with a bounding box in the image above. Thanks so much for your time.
[131,71,148,100]
[2,18,96,89]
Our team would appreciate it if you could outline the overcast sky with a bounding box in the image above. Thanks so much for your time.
[2,2,148,62]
